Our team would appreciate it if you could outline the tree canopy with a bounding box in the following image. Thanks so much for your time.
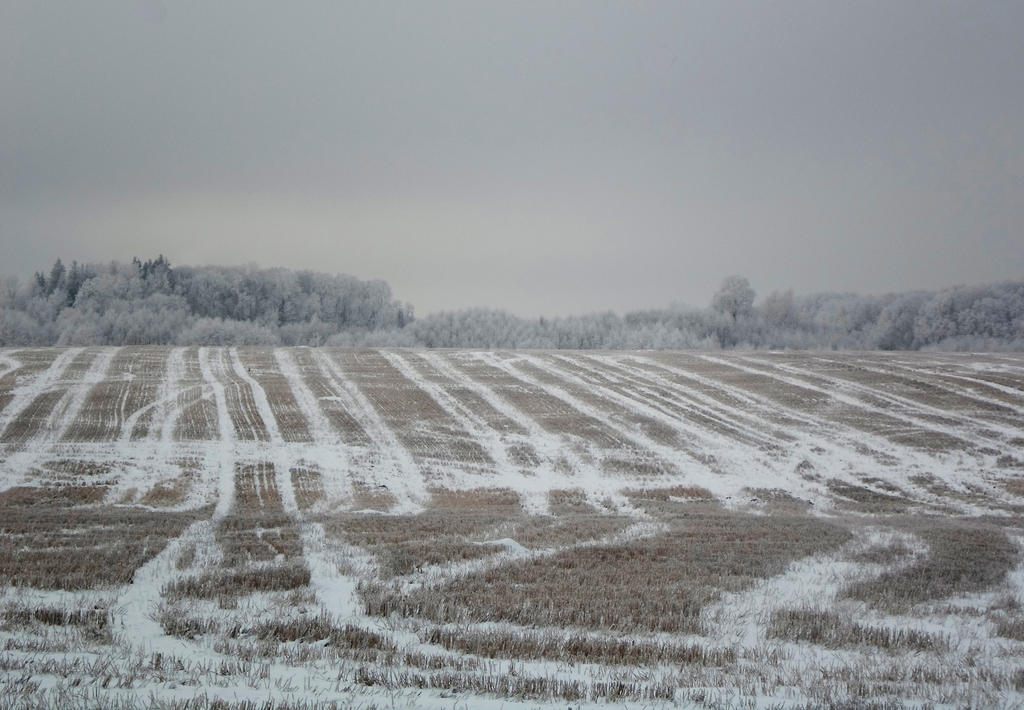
[1,257,1021,350]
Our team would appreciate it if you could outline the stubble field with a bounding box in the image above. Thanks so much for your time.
[0,347,1023,709]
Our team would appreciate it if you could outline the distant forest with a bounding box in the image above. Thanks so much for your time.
[1,257,1022,350]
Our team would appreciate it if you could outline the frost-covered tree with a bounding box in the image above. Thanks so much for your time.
[1,256,1021,349]
[711,276,757,322]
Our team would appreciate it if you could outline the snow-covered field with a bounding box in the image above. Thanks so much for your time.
[1,347,1023,709]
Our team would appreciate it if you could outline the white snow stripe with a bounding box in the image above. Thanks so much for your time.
[314,349,426,513]
[511,352,785,501]
[382,351,556,514]
[228,347,299,517]
[47,347,117,442]
[0,347,82,439]
[436,351,609,512]
[150,346,186,443]
[198,347,235,519]
[552,352,780,451]
[764,354,1022,443]
[381,350,513,474]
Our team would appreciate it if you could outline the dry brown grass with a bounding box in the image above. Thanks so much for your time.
[510,514,629,549]
[744,487,812,512]
[217,462,302,566]
[362,509,849,633]
[849,540,914,565]
[354,665,675,702]
[547,488,598,514]
[0,484,107,506]
[445,355,632,451]
[213,349,269,441]
[0,602,109,638]
[330,350,491,465]
[993,615,1024,641]
[0,349,97,446]
[828,480,913,513]
[427,486,522,513]
[62,347,168,442]
[0,503,209,589]
[349,480,396,511]
[845,519,1018,610]
[768,608,947,651]
[322,510,510,577]
[625,485,714,502]
[0,349,58,410]
[624,488,722,517]
[172,348,218,441]
[324,498,637,577]
[290,466,325,511]
[424,626,735,666]
[1003,478,1024,496]
[163,561,311,600]
[139,476,191,507]
[252,612,395,652]
[237,348,312,443]
[290,348,373,446]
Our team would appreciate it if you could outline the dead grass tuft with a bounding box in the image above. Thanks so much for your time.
[845,520,1017,611]
[0,485,107,507]
[253,612,395,652]
[139,477,190,507]
[993,615,1024,641]
[290,466,325,510]
[828,480,911,513]
[362,510,849,634]
[424,627,735,666]
[768,608,947,651]
[547,488,598,514]
[1003,478,1024,497]
[625,485,714,501]
[427,486,522,513]
[0,504,209,589]
[349,480,397,511]
[163,562,311,600]
[849,540,914,565]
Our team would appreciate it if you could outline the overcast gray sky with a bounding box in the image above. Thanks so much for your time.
[2,1,1022,316]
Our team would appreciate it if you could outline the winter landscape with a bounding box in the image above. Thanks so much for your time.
[6,2,1024,708]
[1,345,1023,708]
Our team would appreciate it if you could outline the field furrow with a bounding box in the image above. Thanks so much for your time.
[651,352,953,453]
[201,347,268,441]
[1,346,1023,710]
[0,348,60,418]
[316,349,426,510]
[0,348,100,447]
[60,347,169,442]
[236,348,312,443]
[853,354,1024,419]
[171,346,218,441]
[387,352,531,478]
[547,351,776,452]
[452,353,620,456]
[332,349,490,468]
[289,347,372,446]
[728,354,976,453]
[572,353,786,450]
[769,354,1022,444]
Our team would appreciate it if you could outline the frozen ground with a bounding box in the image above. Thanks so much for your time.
[0,347,1022,709]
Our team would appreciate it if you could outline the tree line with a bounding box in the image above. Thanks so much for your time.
[1,258,1021,349]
